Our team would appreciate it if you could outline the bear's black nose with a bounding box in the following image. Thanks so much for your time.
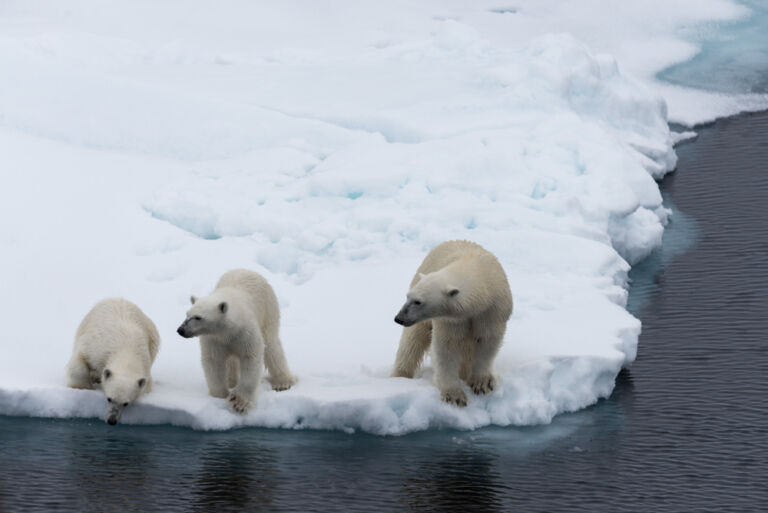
[107,417,117,426]
[177,326,185,336]
[394,316,405,326]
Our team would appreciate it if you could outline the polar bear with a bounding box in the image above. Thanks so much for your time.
[66,298,160,425]
[176,269,296,414]
[392,240,513,407]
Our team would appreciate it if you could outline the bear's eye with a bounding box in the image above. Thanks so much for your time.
[107,398,113,403]
[193,316,203,321]
[123,402,128,407]
[413,300,422,306]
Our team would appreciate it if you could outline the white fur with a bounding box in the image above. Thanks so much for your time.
[392,240,513,406]
[66,298,160,424]
[179,269,296,414]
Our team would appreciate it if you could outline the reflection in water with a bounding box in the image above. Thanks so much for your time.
[0,400,625,513]
[66,429,151,512]
[192,438,277,513]
[399,447,504,513]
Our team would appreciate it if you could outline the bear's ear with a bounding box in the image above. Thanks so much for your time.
[103,369,112,380]
[219,302,228,314]
[137,378,146,388]
[446,287,460,297]
[190,295,197,304]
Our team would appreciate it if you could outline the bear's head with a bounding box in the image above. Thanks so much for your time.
[394,271,460,327]
[101,368,147,425]
[176,294,229,339]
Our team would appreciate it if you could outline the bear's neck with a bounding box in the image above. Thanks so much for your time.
[440,259,494,312]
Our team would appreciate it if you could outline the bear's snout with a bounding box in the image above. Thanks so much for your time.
[394,307,416,327]
[107,416,118,426]
[177,323,194,338]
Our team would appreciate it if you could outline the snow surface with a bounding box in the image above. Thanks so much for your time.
[0,0,762,434]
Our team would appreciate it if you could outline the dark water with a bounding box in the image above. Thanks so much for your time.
[2,112,768,512]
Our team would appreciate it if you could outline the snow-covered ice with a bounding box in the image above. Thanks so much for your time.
[0,0,764,434]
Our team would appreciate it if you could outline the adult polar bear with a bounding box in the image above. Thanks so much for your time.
[177,269,296,414]
[392,240,513,407]
[66,298,160,425]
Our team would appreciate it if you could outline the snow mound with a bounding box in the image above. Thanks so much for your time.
[0,0,750,433]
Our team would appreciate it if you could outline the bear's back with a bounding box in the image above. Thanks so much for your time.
[414,240,488,284]
[75,298,160,362]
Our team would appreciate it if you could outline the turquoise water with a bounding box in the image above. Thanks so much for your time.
[625,189,699,314]
[658,0,768,93]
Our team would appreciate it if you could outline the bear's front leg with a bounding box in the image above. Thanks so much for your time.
[391,321,432,378]
[66,354,93,390]
[431,323,468,407]
[88,368,103,387]
[467,322,505,395]
[143,376,154,394]
[201,340,229,398]
[228,354,262,414]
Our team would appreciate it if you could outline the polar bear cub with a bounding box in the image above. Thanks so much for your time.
[392,240,513,407]
[177,269,296,413]
[66,298,160,425]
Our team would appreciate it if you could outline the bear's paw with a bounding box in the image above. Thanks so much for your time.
[270,379,295,392]
[441,388,468,407]
[468,374,496,396]
[227,392,251,414]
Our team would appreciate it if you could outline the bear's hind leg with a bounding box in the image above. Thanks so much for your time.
[66,353,93,389]
[391,321,432,378]
[264,336,296,391]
